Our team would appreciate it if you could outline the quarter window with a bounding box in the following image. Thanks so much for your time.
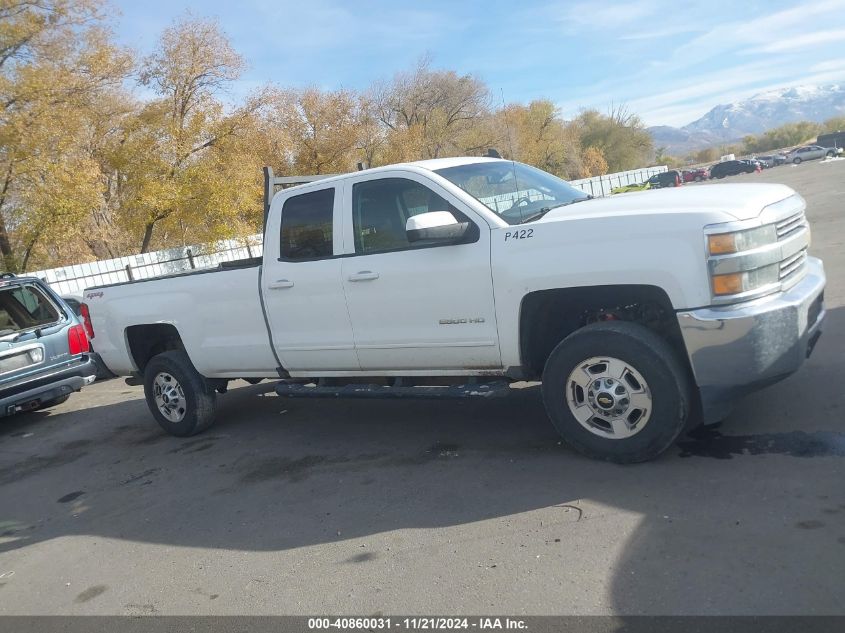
[280,188,335,260]
[352,178,462,254]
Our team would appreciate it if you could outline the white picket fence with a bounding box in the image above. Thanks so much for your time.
[29,165,667,296]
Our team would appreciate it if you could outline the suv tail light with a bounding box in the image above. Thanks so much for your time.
[80,302,95,339]
[68,324,90,355]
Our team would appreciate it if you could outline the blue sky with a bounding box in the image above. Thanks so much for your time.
[110,0,845,127]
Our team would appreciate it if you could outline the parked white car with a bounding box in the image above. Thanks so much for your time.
[785,145,842,163]
[82,157,826,463]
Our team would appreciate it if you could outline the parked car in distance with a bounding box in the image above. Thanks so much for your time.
[647,170,682,188]
[682,167,710,182]
[745,159,763,172]
[754,155,777,168]
[0,274,96,416]
[784,145,842,164]
[709,160,757,179]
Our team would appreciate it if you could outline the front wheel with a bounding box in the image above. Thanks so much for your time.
[541,321,691,463]
[143,350,217,437]
[826,151,835,157]
[793,157,802,164]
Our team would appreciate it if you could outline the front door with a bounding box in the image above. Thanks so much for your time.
[262,184,359,372]
[339,173,501,371]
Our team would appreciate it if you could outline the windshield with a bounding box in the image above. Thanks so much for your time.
[434,161,590,225]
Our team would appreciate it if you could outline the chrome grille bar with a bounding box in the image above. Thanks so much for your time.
[776,211,807,240]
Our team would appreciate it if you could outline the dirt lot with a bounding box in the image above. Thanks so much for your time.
[1,159,844,616]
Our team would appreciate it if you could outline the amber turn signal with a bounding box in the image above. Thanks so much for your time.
[708,233,736,255]
[712,272,744,295]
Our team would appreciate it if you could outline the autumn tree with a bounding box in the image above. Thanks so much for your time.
[494,100,587,179]
[0,0,132,271]
[821,116,845,134]
[574,106,653,172]
[269,88,364,175]
[120,14,266,253]
[742,121,822,154]
[373,58,494,161]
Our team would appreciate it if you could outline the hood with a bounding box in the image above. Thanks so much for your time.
[540,183,797,223]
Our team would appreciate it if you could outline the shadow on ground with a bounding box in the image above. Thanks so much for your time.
[0,308,843,614]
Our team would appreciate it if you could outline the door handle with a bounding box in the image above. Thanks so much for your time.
[348,271,380,282]
[268,279,294,289]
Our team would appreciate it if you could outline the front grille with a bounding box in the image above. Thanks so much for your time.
[776,210,807,240]
[779,248,807,281]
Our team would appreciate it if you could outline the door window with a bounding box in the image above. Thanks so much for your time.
[280,188,335,261]
[352,178,464,255]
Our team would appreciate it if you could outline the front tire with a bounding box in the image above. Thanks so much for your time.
[826,151,835,157]
[144,350,217,437]
[541,321,691,463]
[793,157,802,164]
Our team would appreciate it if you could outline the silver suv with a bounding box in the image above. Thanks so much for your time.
[0,274,96,416]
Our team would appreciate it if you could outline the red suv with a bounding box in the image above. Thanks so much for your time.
[682,167,710,183]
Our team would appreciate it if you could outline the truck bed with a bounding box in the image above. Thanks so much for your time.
[85,259,279,378]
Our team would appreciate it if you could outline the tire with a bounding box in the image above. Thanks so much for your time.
[143,350,216,437]
[541,321,691,464]
[35,394,71,411]
[826,151,835,157]
[793,157,801,164]
[695,176,703,182]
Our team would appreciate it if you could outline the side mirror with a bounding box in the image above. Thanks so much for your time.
[406,211,470,244]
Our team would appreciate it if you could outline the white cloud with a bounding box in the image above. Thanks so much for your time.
[750,29,845,54]
[552,0,658,29]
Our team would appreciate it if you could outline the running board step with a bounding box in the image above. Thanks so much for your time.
[274,380,512,399]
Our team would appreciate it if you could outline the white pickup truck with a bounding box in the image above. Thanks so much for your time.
[83,157,826,462]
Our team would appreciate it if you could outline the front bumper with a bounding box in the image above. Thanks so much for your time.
[677,257,826,423]
[0,356,97,417]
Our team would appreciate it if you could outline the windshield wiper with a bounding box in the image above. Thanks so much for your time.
[517,196,592,224]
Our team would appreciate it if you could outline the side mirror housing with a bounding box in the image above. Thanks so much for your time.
[406,211,470,244]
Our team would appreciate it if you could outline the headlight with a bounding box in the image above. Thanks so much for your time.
[712,264,780,296]
[707,225,777,255]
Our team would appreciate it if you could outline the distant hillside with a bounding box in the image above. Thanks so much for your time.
[649,83,845,154]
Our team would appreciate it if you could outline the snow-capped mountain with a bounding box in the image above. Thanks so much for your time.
[649,84,845,154]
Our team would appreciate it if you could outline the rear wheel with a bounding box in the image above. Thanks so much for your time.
[143,350,216,437]
[541,321,690,463]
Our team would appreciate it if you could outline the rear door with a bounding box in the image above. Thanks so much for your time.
[338,172,501,371]
[261,184,359,372]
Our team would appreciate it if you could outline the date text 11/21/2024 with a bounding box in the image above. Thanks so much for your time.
[307,617,528,630]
